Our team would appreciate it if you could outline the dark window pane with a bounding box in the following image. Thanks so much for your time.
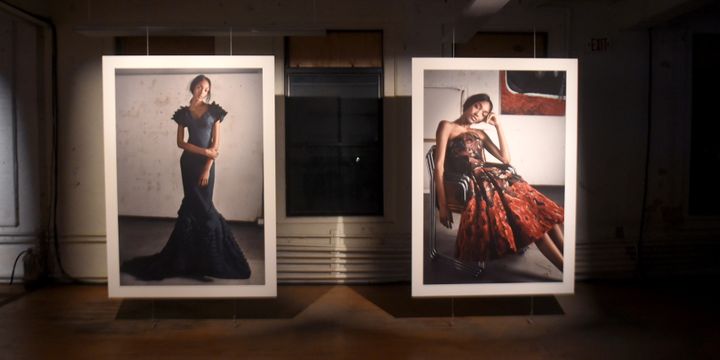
[689,33,720,215]
[286,97,340,144]
[342,98,381,143]
[339,146,383,214]
[288,72,380,98]
[286,69,383,216]
[286,146,342,215]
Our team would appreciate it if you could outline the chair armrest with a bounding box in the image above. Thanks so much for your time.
[481,162,516,174]
[443,171,474,212]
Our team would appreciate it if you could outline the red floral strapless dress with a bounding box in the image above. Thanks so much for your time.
[444,131,564,262]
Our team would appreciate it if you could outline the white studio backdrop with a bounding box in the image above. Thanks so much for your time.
[115,71,263,222]
[423,70,565,193]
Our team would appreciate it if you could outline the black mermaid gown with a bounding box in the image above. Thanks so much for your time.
[121,102,251,281]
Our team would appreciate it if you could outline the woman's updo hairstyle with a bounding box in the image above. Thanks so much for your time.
[462,93,493,112]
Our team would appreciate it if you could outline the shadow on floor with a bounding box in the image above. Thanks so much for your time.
[349,283,564,318]
[0,285,30,308]
[116,285,333,320]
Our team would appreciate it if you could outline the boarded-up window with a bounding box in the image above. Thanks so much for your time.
[455,32,548,58]
[287,31,382,68]
[115,36,214,55]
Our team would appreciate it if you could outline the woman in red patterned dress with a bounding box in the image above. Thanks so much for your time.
[434,93,564,271]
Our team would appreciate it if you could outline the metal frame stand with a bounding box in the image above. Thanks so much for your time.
[426,147,485,277]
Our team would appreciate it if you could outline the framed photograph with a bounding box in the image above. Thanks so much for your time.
[411,58,577,297]
[103,56,276,298]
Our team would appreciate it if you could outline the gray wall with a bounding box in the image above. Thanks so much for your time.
[0,12,17,226]
[643,8,720,277]
[1,0,717,282]
[0,6,51,282]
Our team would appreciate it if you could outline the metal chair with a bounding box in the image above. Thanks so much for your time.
[425,145,485,277]
[426,145,529,277]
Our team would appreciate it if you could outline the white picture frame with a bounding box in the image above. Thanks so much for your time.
[412,57,577,297]
[103,56,276,298]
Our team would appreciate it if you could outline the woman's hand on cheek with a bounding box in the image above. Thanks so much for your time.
[487,113,499,126]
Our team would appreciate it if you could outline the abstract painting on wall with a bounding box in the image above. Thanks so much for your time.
[500,70,566,116]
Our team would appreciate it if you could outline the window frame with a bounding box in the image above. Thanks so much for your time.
[284,66,385,217]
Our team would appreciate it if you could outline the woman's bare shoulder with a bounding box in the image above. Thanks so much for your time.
[437,120,459,132]
[437,120,461,139]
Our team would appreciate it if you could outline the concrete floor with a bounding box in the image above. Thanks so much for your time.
[0,281,717,359]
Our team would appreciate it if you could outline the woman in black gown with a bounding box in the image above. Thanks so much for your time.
[121,75,251,281]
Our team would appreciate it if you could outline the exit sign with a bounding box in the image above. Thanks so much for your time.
[589,38,610,52]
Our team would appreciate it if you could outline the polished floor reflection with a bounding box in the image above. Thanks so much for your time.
[0,281,716,359]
